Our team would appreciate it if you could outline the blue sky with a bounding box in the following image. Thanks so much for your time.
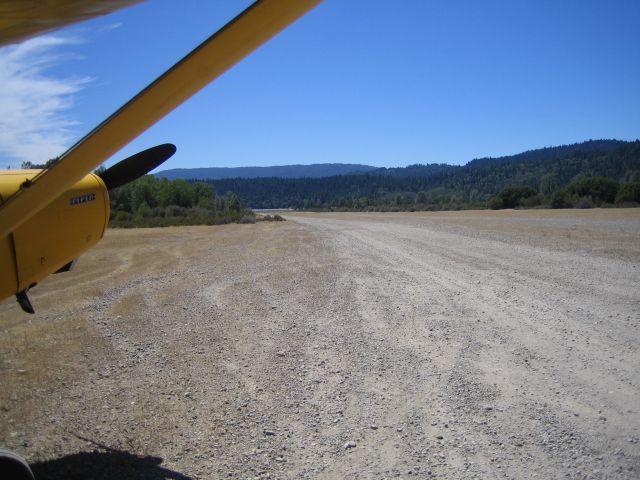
[0,0,639,171]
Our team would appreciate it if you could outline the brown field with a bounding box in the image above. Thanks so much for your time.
[1,209,639,479]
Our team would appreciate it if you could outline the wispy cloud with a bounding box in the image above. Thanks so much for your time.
[99,22,123,33]
[0,35,91,168]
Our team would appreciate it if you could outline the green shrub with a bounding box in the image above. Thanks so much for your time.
[550,191,573,209]
[616,182,640,203]
[114,211,131,222]
[520,194,543,208]
[491,186,537,209]
[575,196,595,209]
[165,205,185,217]
[565,176,619,204]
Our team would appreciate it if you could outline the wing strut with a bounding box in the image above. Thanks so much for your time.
[0,0,322,240]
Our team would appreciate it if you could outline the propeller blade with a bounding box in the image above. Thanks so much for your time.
[99,143,176,190]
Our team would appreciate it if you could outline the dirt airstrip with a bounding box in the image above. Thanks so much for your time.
[1,209,639,479]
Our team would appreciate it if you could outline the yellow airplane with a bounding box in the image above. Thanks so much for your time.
[0,144,179,314]
[0,0,322,310]
[0,0,322,477]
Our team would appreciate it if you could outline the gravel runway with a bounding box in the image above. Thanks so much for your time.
[1,209,639,479]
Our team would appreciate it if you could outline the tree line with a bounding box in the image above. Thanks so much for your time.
[205,140,640,211]
[108,176,253,227]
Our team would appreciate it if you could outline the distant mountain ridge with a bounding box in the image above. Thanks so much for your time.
[201,139,639,209]
[156,163,378,180]
[157,140,631,182]
[466,139,627,169]
[371,163,460,177]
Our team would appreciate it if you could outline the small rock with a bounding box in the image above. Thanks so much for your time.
[344,440,357,449]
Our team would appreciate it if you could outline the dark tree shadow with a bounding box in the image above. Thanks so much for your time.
[30,438,192,480]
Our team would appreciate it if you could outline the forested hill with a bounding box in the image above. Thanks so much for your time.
[371,163,459,177]
[206,140,640,210]
[466,139,626,169]
[156,163,378,180]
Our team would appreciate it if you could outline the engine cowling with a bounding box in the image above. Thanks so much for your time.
[0,170,110,302]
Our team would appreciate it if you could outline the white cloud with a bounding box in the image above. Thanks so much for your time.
[99,22,123,32]
[0,35,91,168]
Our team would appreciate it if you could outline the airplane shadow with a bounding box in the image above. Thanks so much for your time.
[30,443,193,480]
